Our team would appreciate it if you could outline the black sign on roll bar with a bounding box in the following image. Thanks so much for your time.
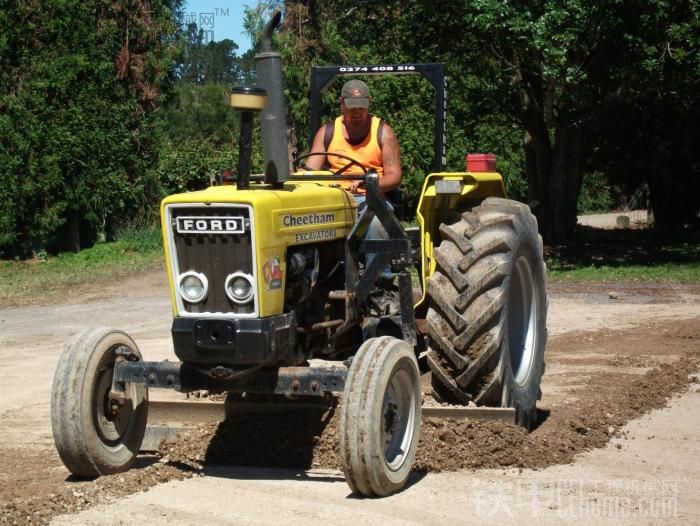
[309,63,447,172]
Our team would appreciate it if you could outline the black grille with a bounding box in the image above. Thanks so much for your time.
[169,206,254,315]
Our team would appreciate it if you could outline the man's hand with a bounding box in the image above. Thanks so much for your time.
[349,180,364,193]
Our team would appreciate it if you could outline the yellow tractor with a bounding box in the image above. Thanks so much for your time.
[51,12,546,497]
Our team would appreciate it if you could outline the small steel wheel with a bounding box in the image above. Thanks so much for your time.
[51,327,148,477]
[340,336,421,497]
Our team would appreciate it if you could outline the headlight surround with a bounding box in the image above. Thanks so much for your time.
[178,271,208,303]
[225,272,254,304]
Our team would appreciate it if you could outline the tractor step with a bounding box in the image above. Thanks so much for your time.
[140,399,515,452]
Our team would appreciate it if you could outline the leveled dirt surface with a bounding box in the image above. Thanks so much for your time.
[0,272,699,525]
[546,281,699,335]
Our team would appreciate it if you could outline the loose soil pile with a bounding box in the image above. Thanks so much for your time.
[159,357,698,474]
[1,317,698,526]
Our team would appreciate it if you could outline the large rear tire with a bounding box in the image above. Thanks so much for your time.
[51,327,148,477]
[339,336,421,497]
[426,197,547,428]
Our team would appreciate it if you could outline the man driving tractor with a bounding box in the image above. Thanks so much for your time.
[305,79,402,314]
[305,79,402,201]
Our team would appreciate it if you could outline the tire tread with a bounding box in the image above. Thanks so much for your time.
[426,198,547,425]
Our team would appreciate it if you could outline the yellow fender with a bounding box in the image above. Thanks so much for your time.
[414,172,506,308]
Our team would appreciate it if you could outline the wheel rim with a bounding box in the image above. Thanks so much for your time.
[508,255,538,386]
[381,366,417,471]
[93,361,134,445]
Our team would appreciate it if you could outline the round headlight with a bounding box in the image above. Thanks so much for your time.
[178,271,208,303]
[225,272,254,304]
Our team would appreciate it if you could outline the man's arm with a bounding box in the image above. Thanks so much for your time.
[304,125,328,170]
[378,124,401,192]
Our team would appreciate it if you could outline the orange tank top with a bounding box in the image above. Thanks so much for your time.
[327,116,383,192]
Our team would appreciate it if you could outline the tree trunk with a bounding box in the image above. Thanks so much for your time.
[65,210,81,253]
[548,126,584,242]
[523,127,551,233]
[525,125,585,244]
[647,160,684,234]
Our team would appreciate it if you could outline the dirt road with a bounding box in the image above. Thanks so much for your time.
[576,209,648,229]
[51,386,700,525]
[1,271,699,525]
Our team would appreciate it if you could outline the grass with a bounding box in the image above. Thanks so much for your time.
[546,225,700,282]
[0,226,164,306]
[547,262,700,282]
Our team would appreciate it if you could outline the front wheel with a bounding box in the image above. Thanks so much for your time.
[339,336,421,497]
[51,327,148,477]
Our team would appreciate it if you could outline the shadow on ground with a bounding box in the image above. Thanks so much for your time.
[203,402,339,470]
[546,224,699,270]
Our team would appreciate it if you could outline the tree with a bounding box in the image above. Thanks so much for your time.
[160,82,240,146]
[177,23,243,85]
[589,0,700,231]
[280,0,699,241]
[0,0,183,256]
[157,11,257,191]
[469,0,700,240]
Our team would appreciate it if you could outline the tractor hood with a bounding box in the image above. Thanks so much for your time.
[160,182,357,318]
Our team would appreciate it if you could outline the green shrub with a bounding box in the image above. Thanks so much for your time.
[0,1,180,258]
[155,138,239,194]
[578,171,613,213]
[116,224,163,253]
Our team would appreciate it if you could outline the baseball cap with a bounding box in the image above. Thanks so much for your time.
[341,79,370,108]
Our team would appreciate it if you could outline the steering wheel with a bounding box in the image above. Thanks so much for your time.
[294,152,368,176]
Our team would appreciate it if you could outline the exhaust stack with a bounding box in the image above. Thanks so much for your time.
[255,10,289,187]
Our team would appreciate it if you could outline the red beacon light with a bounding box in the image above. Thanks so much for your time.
[466,153,497,172]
